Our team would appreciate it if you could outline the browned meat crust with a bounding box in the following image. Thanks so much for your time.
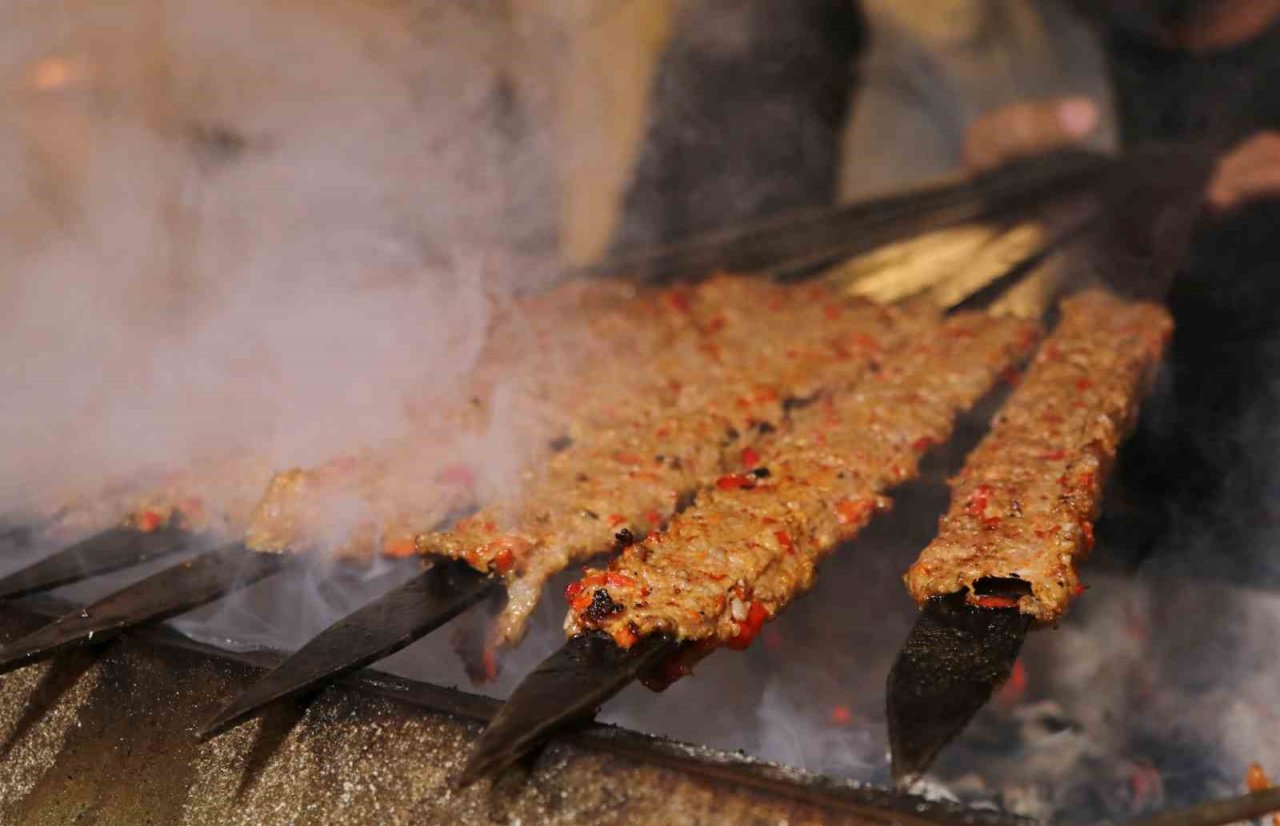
[419,275,932,647]
[564,311,1040,649]
[903,290,1172,623]
[243,279,683,558]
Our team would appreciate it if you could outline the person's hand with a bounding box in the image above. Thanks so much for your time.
[1206,132,1280,211]
[963,97,1101,173]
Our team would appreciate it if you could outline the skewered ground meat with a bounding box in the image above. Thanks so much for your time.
[420,275,932,647]
[566,311,1039,648]
[40,454,275,543]
[904,290,1172,623]
[243,278,688,558]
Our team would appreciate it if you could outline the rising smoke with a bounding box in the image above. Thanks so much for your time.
[0,0,570,521]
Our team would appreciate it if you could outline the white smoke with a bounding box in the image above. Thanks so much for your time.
[0,0,570,520]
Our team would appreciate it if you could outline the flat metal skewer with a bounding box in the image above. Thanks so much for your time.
[455,631,678,787]
[200,559,500,737]
[0,543,294,675]
[885,591,1031,784]
[0,525,191,600]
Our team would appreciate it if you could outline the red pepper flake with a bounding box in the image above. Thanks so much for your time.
[726,601,769,650]
[982,516,1002,530]
[1077,471,1096,489]
[741,446,761,468]
[614,451,644,466]
[646,510,663,527]
[966,484,993,518]
[565,581,584,602]
[911,436,934,452]
[774,530,794,555]
[1041,449,1068,461]
[835,498,875,526]
[716,473,758,491]
[136,510,165,533]
[974,594,1020,609]
[1080,520,1095,551]
[492,548,515,574]
[612,625,639,648]
[666,287,693,314]
[1073,581,1087,597]
[607,514,627,527]
[830,705,853,726]
[382,536,417,558]
[1075,377,1095,391]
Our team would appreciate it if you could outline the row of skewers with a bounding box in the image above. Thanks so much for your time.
[0,149,1199,786]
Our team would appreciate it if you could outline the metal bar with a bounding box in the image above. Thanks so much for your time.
[0,544,292,674]
[0,525,191,600]
[885,592,1031,784]
[199,559,500,737]
[456,631,679,787]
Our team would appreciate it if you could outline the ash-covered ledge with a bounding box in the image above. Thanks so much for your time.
[0,600,1024,826]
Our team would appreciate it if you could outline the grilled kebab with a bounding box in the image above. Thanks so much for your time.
[904,289,1172,622]
[416,275,936,650]
[565,310,1040,650]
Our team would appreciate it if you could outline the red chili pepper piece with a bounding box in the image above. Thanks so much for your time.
[716,473,757,491]
[741,446,761,468]
[382,536,416,558]
[834,498,874,526]
[136,510,165,533]
[492,548,515,574]
[966,484,994,518]
[726,601,769,650]
[774,530,794,555]
[974,594,1020,609]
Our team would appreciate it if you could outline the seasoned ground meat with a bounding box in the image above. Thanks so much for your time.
[565,310,1040,649]
[904,290,1172,623]
[243,278,690,558]
[420,275,932,648]
[39,454,276,542]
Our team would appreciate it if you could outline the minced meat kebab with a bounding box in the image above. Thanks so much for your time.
[904,290,1172,622]
[418,274,934,649]
[565,309,1040,650]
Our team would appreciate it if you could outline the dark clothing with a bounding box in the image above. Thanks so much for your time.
[1110,19,1280,146]
[610,0,863,254]
[1108,20,1280,579]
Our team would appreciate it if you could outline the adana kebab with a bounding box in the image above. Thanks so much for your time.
[454,305,1036,786]
[886,290,1172,781]
[416,274,932,652]
[199,274,939,733]
[904,289,1172,621]
[0,279,668,598]
[564,310,1039,653]
[242,276,781,560]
